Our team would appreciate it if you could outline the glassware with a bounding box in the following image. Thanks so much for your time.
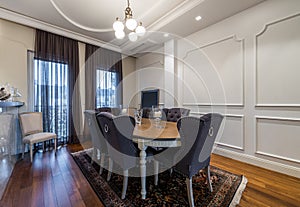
[134,109,143,125]
[151,106,162,127]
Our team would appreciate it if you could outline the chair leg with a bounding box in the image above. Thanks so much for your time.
[205,166,213,192]
[107,158,113,181]
[22,143,25,159]
[186,178,194,207]
[154,160,159,186]
[54,138,57,154]
[8,144,11,161]
[99,153,105,175]
[30,144,33,163]
[121,170,129,199]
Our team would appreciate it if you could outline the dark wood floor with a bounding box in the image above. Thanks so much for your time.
[1,144,300,207]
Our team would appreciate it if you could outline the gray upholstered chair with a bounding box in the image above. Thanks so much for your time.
[19,112,57,162]
[154,113,224,207]
[84,110,107,174]
[164,108,190,122]
[0,113,14,160]
[96,112,138,199]
[97,112,156,199]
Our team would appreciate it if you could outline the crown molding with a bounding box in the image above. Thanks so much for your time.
[0,8,121,52]
[147,0,205,32]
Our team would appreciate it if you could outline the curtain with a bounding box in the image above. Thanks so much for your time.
[34,29,82,144]
[85,44,123,110]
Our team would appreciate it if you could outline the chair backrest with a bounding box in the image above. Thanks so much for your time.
[97,112,138,169]
[19,112,43,136]
[95,107,121,116]
[96,112,138,170]
[0,113,14,139]
[164,108,191,122]
[84,110,107,153]
[175,113,223,177]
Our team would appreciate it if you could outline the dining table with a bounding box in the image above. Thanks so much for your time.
[133,118,181,199]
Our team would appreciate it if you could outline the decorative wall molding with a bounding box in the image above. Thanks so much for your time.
[255,13,300,107]
[255,116,300,164]
[214,147,300,179]
[147,0,205,32]
[182,35,244,60]
[181,35,245,106]
[255,104,300,108]
[138,60,164,69]
[183,103,244,107]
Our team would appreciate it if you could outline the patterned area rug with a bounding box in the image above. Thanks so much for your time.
[71,150,247,207]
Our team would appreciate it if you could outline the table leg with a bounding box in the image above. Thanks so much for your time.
[139,141,147,199]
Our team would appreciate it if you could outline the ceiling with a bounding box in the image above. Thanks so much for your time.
[0,0,265,55]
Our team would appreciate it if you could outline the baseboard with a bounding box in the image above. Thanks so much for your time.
[214,147,300,178]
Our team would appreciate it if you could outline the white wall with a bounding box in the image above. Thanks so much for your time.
[136,48,165,108]
[0,19,35,110]
[178,0,300,177]
[137,0,300,178]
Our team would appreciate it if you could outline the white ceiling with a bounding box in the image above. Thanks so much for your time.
[0,0,265,54]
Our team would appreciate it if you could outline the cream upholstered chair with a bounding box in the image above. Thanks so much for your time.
[19,112,57,162]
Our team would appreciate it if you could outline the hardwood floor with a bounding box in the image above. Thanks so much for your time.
[211,155,300,207]
[0,145,103,207]
[1,144,299,207]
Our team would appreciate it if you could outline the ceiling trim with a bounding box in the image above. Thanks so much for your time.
[0,8,121,52]
[147,0,205,32]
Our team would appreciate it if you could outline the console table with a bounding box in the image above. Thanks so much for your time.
[0,101,25,155]
[0,101,24,110]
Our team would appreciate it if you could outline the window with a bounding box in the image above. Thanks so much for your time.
[33,59,69,143]
[95,69,118,108]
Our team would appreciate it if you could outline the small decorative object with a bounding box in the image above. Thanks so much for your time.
[0,83,22,101]
[11,87,22,101]
[0,87,11,101]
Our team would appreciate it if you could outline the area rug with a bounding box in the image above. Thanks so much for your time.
[71,150,247,207]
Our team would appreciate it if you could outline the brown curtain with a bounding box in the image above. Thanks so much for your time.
[85,44,123,110]
[34,29,82,144]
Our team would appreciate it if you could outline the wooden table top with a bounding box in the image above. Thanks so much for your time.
[133,118,180,140]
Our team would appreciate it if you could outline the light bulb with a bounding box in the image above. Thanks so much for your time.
[135,23,146,36]
[115,30,125,39]
[128,32,138,42]
[113,18,124,31]
[126,18,137,31]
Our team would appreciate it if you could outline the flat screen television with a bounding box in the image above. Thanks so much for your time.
[141,89,159,108]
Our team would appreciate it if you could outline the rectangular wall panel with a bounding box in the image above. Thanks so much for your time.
[256,117,300,163]
[256,14,300,106]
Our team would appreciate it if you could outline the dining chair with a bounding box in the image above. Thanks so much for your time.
[19,112,57,163]
[163,107,190,122]
[0,113,14,160]
[96,112,153,199]
[154,113,224,207]
[84,110,107,174]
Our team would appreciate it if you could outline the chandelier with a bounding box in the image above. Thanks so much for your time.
[113,0,146,41]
